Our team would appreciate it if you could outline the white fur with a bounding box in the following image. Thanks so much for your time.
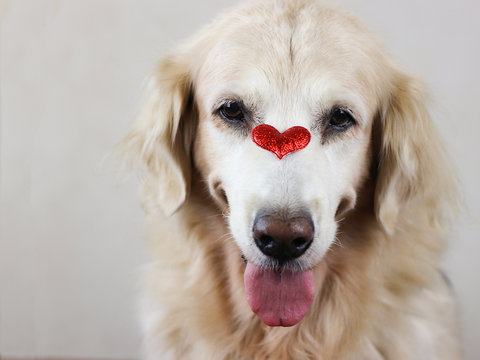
[120,0,462,358]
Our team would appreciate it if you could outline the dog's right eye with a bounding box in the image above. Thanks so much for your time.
[219,101,245,123]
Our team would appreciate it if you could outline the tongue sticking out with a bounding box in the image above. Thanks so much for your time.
[244,262,315,327]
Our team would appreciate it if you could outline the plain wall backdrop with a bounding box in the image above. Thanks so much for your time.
[1,0,478,359]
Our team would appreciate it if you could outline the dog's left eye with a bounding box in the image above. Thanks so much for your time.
[328,108,355,131]
[219,101,245,123]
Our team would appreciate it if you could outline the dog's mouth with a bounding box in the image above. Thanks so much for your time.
[239,209,318,326]
[243,260,315,327]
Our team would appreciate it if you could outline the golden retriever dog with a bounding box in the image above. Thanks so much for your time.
[120,0,461,358]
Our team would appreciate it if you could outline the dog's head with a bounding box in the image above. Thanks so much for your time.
[121,0,452,327]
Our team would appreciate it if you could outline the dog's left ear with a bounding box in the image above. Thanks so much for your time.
[374,73,452,235]
[119,52,196,216]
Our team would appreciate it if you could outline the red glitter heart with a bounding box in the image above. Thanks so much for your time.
[251,124,311,159]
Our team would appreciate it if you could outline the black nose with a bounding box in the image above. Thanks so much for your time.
[253,212,314,263]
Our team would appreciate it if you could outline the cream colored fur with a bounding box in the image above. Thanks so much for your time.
[120,0,461,358]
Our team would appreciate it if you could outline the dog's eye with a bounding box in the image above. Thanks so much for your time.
[219,101,245,123]
[328,108,355,131]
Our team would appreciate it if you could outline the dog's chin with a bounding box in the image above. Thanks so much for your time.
[242,256,319,327]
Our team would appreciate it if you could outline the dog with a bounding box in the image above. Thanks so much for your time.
[120,0,462,358]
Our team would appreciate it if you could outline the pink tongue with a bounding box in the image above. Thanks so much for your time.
[244,262,315,327]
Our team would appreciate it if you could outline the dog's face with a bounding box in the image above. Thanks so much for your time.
[193,14,381,272]
[123,0,442,328]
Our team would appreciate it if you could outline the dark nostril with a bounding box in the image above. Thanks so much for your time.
[257,235,276,254]
[252,211,314,263]
[293,237,307,250]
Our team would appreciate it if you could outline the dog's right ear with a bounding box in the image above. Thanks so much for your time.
[119,53,195,216]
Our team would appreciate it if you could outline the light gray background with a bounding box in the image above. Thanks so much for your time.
[1,0,478,359]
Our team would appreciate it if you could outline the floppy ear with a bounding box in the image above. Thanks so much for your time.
[119,54,195,216]
[374,74,453,235]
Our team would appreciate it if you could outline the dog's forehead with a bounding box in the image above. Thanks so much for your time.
[194,5,385,122]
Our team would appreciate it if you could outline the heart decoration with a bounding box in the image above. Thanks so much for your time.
[251,124,311,159]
